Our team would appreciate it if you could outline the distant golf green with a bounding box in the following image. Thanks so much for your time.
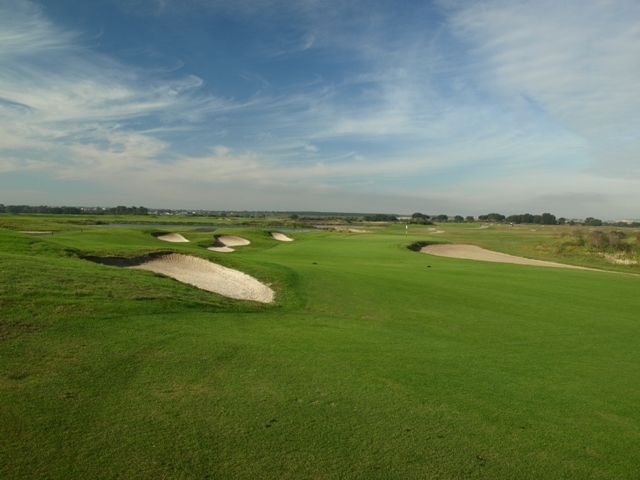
[1,220,640,478]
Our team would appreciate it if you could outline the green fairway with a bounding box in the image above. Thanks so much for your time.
[2,222,640,478]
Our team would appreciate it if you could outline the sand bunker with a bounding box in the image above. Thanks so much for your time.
[207,246,234,253]
[20,231,55,235]
[270,232,293,242]
[156,233,189,243]
[329,227,371,233]
[420,244,589,270]
[207,235,250,253]
[217,235,250,246]
[88,254,274,303]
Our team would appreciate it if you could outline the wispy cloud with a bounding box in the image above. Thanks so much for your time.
[1,0,640,217]
[446,0,640,177]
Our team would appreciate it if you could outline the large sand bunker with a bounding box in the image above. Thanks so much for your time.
[270,232,293,242]
[88,254,274,303]
[207,235,250,253]
[156,233,189,243]
[420,244,589,270]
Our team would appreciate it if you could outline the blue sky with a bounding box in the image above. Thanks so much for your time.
[1,0,640,217]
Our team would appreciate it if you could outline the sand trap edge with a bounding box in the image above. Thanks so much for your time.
[419,244,592,270]
[207,246,234,253]
[216,235,250,247]
[270,232,293,242]
[154,233,190,243]
[87,254,275,303]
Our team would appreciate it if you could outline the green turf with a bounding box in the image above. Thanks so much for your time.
[2,222,640,478]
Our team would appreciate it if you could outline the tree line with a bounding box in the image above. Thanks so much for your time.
[482,213,605,226]
[0,205,149,215]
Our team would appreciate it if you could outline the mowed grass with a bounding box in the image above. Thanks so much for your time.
[1,225,640,478]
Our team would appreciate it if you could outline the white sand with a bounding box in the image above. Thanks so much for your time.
[207,246,235,253]
[156,233,189,243]
[206,235,250,253]
[217,235,250,246]
[270,232,293,242]
[420,244,589,270]
[128,254,274,302]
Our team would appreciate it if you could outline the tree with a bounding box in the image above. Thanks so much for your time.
[290,214,299,219]
[584,217,602,226]
[410,213,432,225]
[465,216,475,222]
[557,217,566,225]
[435,214,448,222]
[487,213,505,222]
[363,214,398,222]
[541,213,557,225]
[454,215,464,223]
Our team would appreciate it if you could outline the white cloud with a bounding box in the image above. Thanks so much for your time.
[2,0,640,217]
[447,0,640,176]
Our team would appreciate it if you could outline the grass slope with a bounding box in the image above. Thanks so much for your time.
[1,226,640,478]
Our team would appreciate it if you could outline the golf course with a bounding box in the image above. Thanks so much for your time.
[2,217,640,478]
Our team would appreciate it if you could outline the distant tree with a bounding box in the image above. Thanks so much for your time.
[363,214,398,222]
[465,216,474,222]
[478,215,488,221]
[541,213,557,225]
[557,217,566,225]
[454,215,464,223]
[290,214,299,219]
[506,215,521,224]
[435,214,448,222]
[584,217,603,226]
[487,213,505,222]
[410,214,433,225]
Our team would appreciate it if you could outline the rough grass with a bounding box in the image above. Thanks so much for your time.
[2,224,640,478]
